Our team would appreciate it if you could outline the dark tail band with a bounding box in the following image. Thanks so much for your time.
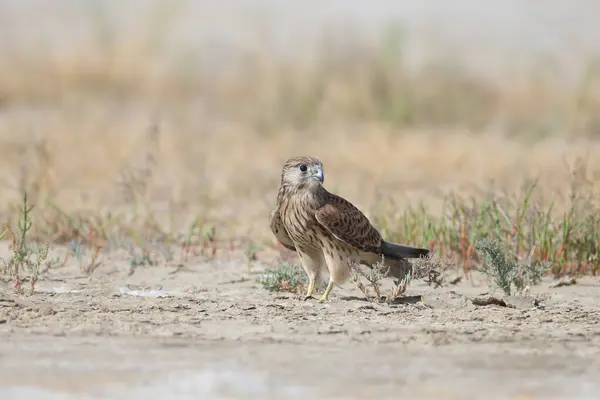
[381,241,430,260]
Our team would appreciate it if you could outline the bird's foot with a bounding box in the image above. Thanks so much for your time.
[303,277,316,301]
[318,280,334,302]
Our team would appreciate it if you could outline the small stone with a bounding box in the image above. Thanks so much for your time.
[503,296,540,310]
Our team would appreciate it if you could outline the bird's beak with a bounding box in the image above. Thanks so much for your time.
[312,167,324,183]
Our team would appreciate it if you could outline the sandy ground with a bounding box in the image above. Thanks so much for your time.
[0,243,599,399]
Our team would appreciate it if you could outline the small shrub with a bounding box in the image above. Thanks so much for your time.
[2,192,49,294]
[474,237,550,296]
[350,254,450,302]
[258,262,307,293]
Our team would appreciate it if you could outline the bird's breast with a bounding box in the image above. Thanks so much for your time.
[279,194,323,248]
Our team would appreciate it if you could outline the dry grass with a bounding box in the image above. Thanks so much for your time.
[1,3,600,292]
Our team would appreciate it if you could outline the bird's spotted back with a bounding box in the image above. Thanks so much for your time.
[315,192,383,254]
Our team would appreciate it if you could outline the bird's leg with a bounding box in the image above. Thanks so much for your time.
[303,276,316,301]
[319,279,334,302]
[297,249,320,301]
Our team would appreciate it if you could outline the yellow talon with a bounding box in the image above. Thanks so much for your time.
[319,280,334,302]
[304,277,316,300]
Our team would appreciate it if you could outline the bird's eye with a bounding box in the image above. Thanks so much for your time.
[299,164,308,172]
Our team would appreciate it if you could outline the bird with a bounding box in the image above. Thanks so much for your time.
[270,155,430,302]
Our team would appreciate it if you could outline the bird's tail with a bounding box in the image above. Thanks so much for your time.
[381,241,430,260]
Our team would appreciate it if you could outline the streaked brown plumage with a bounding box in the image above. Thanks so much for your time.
[270,156,430,301]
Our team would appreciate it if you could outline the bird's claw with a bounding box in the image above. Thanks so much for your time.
[318,293,330,303]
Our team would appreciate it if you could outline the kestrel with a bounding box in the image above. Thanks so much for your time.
[270,156,430,302]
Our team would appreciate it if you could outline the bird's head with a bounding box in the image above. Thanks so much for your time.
[280,156,324,192]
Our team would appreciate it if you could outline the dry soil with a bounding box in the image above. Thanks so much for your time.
[0,243,599,399]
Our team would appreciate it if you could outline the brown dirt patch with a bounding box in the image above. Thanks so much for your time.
[1,243,599,399]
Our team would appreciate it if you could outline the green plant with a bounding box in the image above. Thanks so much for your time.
[2,192,49,294]
[369,161,600,280]
[474,237,550,296]
[258,263,308,293]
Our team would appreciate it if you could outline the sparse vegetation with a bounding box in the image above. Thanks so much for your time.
[258,263,308,294]
[350,254,450,302]
[474,238,550,296]
[2,192,49,294]
[370,164,600,281]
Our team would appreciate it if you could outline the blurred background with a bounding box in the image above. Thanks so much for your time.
[1,0,600,248]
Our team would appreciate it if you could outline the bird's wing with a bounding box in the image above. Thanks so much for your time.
[314,193,382,253]
[269,208,297,252]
